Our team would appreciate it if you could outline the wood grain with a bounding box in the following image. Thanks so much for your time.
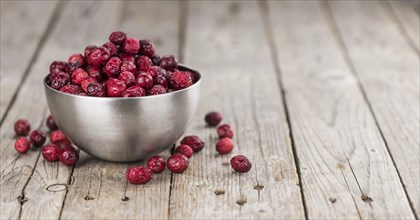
[59,1,179,219]
[0,1,58,119]
[267,1,415,219]
[328,1,419,217]
[168,1,305,219]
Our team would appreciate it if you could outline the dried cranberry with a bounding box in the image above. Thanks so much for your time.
[147,66,166,79]
[217,124,234,139]
[139,39,156,57]
[135,73,153,89]
[81,77,97,93]
[87,66,104,82]
[216,138,234,154]
[42,144,61,161]
[146,155,166,173]
[126,166,153,184]
[136,55,153,72]
[154,75,168,89]
[122,37,140,54]
[29,130,46,147]
[84,45,98,57]
[169,71,193,90]
[46,115,58,131]
[49,72,70,89]
[175,145,193,158]
[148,85,166,96]
[87,81,105,97]
[104,57,122,77]
[59,146,79,166]
[102,41,119,56]
[50,130,70,146]
[159,55,178,71]
[15,137,30,154]
[180,135,204,152]
[71,68,89,85]
[167,153,189,173]
[50,61,70,74]
[106,78,126,97]
[68,53,85,70]
[87,46,110,67]
[122,85,146,97]
[230,155,252,173]
[120,53,135,63]
[118,71,135,86]
[205,111,223,126]
[59,85,83,95]
[109,31,127,45]
[14,119,30,136]
[151,55,161,66]
[120,61,137,74]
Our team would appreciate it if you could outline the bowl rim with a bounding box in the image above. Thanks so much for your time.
[44,64,201,100]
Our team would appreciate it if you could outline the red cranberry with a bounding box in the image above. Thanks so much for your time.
[118,71,135,86]
[216,138,234,154]
[120,53,135,63]
[50,130,70,146]
[71,68,89,85]
[59,84,83,95]
[87,81,105,97]
[230,155,252,173]
[14,119,30,136]
[42,144,61,162]
[102,41,119,56]
[106,78,126,97]
[167,153,189,173]
[50,61,70,74]
[59,146,79,166]
[136,55,153,72]
[139,39,156,57]
[147,155,166,173]
[180,135,204,152]
[205,111,223,126]
[126,166,153,184]
[81,77,97,93]
[159,55,178,71]
[122,85,146,97]
[151,55,161,66]
[135,73,153,89]
[46,115,58,131]
[169,71,193,90]
[175,145,193,158]
[109,31,127,45]
[87,46,110,67]
[217,124,234,139]
[84,45,98,58]
[155,75,168,89]
[148,85,166,96]
[49,72,70,90]
[68,53,85,70]
[120,61,137,73]
[15,137,30,154]
[29,130,46,147]
[146,66,166,79]
[87,66,104,82]
[122,37,140,54]
[104,57,122,77]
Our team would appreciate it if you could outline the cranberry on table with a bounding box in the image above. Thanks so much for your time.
[230,155,252,173]
[46,115,58,131]
[216,137,234,154]
[122,37,140,55]
[205,111,223,126]
[180,135,205,152]
[87,81,106,97]
[126,166,153,184]
[59,146,79,166]
[50,61,71,74]
[84,45,98,57]
[148,85,166,96]
[136,55,153,72]
[15,137,30,154]
[175,144,193,159]
[14,119,30,136]
[68,53,85,70]
[106,78,127,97]
[135,73,154,90]
[159,55,178,71]
[60,84,83,95]
[122,86,146,97]
[49,71,70,90]
[87,46,110,67]
[147,155,166,173]
[109,31,127,45]
[104,57,122,77]
[30,130,46,147]
[42,144,61,162]
[71,68,89,85]
[167,153,189,173]
[50,130,70,146]
[217,124,234,139]
[154,75,168,89]
[169,71,193,90]
[102,41,119,56]
[118,71,136,86]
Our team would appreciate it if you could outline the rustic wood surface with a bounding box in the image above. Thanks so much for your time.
[0,1,418,219]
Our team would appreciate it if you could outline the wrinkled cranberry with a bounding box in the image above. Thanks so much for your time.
[126,166,152,184]
[14,119,30,136]
[59,146,79,166]
[84,45,98,58]
[50,130,70,146]
[49,72,70,89]
[154,75,168,89]
[120,53,135,63]
[46,115,58,131]
[217,124,234,139]
[230,155,252,173]
[205,111,223,126]
[106,78,126,97]
[136,55,153,72]
[169,71,193,90]
[109,31,127,45]
[50,61,71,74]
[147,66,166,79]
[118,71,135,86]
[120,61,137,74]
[42,144,61,161]
[147,155,166,173]
[122,37,140,54]
[175,145,193,158]
[167,153,189,173]
[180,135,205,152]
[87,81,105,97]
[102,41,119,56]
[148,85,166,96]
[139,39,156,57]
[68,54,85,70]
[216,137,234,154]
[135,73,153,89]
[59,84,83,95]
[87,46,110,67]
[80,77,97,93]
[151,55,161,66]
[15,137,30,154]
[159,55,178,71]
[71,68,89,85]
[29,130,46,147]
[104,57,121,77]
[87,66,104,82]
[122,85,146,97]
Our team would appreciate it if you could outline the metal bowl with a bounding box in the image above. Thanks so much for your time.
[44,65,201,162]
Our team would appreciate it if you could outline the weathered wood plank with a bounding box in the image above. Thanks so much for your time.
[328,1,419,217]
[59,1,179,219]
[267,1,415,219]
[0,1,58,119]
[168,1,305,219]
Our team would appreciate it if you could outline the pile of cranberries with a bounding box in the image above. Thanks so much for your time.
[13,116,79,166]
[47,31,196,97]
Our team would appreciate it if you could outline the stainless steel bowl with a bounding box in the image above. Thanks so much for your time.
[44,65,201,162]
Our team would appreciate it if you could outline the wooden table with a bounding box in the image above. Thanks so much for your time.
[1,1,419,219]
